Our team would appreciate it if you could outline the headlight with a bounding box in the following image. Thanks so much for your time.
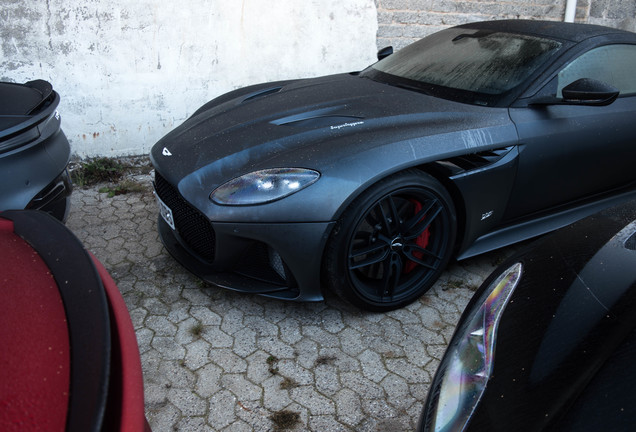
[423,262,523,432]
[210,168,320,206]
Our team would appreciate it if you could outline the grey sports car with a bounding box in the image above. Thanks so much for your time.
[151,20,636,311]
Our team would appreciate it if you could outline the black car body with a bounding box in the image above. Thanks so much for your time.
[0,79,72,222]
[151,20,636,310]
[418,200,636,431]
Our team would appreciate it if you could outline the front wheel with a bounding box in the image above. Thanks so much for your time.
[324,170,456,311]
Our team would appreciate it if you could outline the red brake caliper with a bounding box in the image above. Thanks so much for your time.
[404,199,430,273]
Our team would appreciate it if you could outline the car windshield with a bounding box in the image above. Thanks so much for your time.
[363,27,562,104]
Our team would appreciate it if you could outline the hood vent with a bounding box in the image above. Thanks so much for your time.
[274,115,364,128]
[270,106,363,128]
[241,87,283,103]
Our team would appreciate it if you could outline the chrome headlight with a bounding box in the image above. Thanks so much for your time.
[210,168,320,206]
[423,262,523,432]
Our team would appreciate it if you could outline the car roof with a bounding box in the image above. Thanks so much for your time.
[457,19,636,43]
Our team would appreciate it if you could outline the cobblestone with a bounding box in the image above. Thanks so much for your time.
[66,174,515,431]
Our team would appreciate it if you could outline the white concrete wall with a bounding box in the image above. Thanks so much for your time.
[1,1,378,158]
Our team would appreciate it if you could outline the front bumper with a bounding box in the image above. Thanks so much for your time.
[158,216,334,302]
[153,169,335,301]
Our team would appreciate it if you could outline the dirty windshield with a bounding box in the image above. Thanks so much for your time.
[363,28,562,104]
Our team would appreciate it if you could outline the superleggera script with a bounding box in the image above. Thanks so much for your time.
[330,121,364,130]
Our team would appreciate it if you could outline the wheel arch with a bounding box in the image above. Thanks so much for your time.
[319,167,459,310]
[413,162,468,253]
[323,161,468,259]
[320,142,518,275]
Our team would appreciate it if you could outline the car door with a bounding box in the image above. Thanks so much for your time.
[504,43,636,221]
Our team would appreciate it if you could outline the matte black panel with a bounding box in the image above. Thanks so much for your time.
[420,201,636,431]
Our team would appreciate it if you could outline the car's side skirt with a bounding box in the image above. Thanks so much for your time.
[457,187,636,260]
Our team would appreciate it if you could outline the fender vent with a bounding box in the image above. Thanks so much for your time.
[438,146,514,174]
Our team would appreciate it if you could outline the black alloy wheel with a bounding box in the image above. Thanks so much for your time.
[325,170,456,311]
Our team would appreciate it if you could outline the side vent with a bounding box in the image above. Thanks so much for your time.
[437,146,514,175]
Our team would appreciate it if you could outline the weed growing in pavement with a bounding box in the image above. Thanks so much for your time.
[98,179,149,197]
[266,355,279,375]
[442,278,480,292]
[467,283,480,292]
[71,157,126,186]
[270,410,301,431]
[189,322,205,338]
[279,377,299,390]
[443,279,464,290]
[70,156,153,191]
[314,355,337,367]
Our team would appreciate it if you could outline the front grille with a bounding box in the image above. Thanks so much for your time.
[154,172,216,262]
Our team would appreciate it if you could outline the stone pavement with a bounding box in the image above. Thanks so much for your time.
[66,172,515,432]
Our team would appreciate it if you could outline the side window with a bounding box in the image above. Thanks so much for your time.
[557,44,636,97]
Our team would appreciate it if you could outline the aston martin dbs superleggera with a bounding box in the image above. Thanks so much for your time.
[151,19,636,311]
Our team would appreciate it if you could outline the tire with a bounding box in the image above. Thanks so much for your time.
[324,170,456,311]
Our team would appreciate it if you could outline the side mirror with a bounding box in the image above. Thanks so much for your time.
[377,46,393,61]
[562,78,619,106]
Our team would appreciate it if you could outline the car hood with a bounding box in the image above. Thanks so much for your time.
[466,201,636,431]
[151,72,508,187]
